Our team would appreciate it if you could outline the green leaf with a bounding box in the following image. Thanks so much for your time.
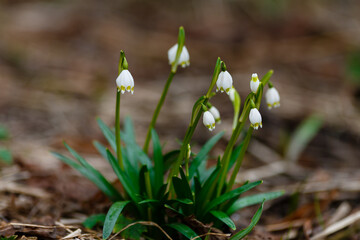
[196,166,220,214]
[229,202,264,240]
[0,125,9,139]
[203,181,262,214]
[113,215,146,240]
[103,201,130,239]
[210,210,236,230]
[228,143,243,170]
[106,150,139,202]
[96,118,116,151]
[163,150,180,171]
[167,223,198,239]
[52,151,121,201]
[0,236,17,240]
[189,131,224,179]
[0,149,12,164]
[123,116,136,143]
[151,129,164,195]
[227,191,284,215]
[164,204,184,216]
[83,214,106,229]
[285,114,323,162]
[168,198,193,205]
[93,140,108,160]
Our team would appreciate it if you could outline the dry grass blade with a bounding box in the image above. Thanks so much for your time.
[310,210,360,240]
[62,228,82,239]
[108,221,172,240]
[0,181,50,198]
[326,202,351,226]
[190,232,231,240]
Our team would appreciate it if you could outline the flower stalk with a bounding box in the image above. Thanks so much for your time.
[167,58,222,185]
[115,51,126,169]
[143,26,186,154]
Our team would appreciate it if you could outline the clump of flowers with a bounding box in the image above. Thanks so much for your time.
[54,27,283,240]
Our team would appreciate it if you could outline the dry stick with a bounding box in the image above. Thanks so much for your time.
[108,221,172,240]
[190,232,231,240]
[310,210,360,240]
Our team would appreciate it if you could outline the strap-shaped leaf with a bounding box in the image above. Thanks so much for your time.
[151,129,164,195]
[167,223,198,239]
[106,150,138,202]
[96,118,116,151]
[103,201,130,239]
[52,152,121,201]
[227,191,284,215]
[93,140,108,159]
[203,180,262,214]
[196,166,220,215]
[83,214,106,229]
[210,210,236,230]
[189,131,224,179]
[229,202,264,240]
[228,143,243,170]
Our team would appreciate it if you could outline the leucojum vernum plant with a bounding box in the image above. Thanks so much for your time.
[53,27,284,240]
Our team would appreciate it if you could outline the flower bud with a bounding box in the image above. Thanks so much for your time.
[116,70,134,94]
[249,108,262,130]
[168,44,190,68]
[266,87,280,109]
[216,71,233,94]
[203,111,215,131]
[250,73,260,93]
[209,106,221,123]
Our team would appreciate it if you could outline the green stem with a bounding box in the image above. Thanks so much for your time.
[226,127,253,192]
[144,170,153,221]
[143,71,175,154]
[216,100,251,197]
[115,91,124,170]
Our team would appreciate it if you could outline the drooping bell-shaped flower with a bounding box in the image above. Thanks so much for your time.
[229,88,236,102]
[203,111,215,131]
[209,106,221,123]
[249,108,262,130]
[216,71,233,94]
[116,70,134,94]
[168,44,190,68]
[266,87,280,109]
[250,73,260,93]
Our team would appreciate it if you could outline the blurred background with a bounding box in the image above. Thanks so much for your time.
[1,0,360,238]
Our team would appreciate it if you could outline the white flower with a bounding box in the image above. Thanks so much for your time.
[216,71,233,94]
[209,106,221,123]
[229,88,236,102]
[250,73,260,93]
[168,44,190,68]
[266,87,280,109]
[116,70,134,94]
[203,111,215,131]
[249,108,262,130]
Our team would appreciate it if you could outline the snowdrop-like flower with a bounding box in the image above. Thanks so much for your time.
[249,108,262,130]
[116,70,134,94]
[216,71,233,94]
[203,111,215,131]
[266,87,280,109]
[209,106,221,123]
[168,44,190,68]
[229,88,236,102]
[250,73,260,93]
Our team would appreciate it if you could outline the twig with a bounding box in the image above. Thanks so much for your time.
[310,210,360,240]
[108,221,172,240]
[190,232,231,240]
